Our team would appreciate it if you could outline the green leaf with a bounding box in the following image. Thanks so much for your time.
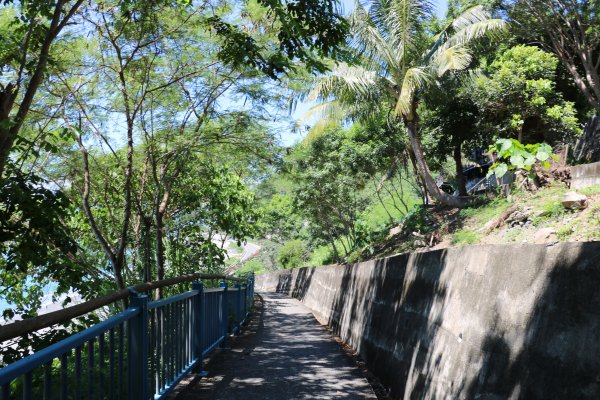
[524,155,536,166]
[536,150,550,161]
[542,160,551,169]
[493,163,508,178]
[497,138,513,154]
[509,154,525,168]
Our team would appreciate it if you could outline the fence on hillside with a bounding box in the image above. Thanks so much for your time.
[0,274,255,400]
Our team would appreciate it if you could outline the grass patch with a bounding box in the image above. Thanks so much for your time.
[532,198,565,225]
[579,184,600,196]
[460,197,510,225]
[557,224,574,241]
[451,229,480,245]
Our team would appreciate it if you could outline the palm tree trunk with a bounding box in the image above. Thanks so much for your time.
[454,142,468,197]
[405,120,466,208]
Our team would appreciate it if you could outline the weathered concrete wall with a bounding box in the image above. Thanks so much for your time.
[256,242,600,399]
[571,161,600,189]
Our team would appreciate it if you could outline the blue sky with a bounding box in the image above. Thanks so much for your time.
[435,0,448,17]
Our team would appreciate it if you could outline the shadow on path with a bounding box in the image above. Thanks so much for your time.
[175,293,376,400]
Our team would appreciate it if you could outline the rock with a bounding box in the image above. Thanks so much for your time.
[414,239,427,248]
[533,228,558,244]
[388,225,402,238]
[506,207,533,227]
[534,209,552,218]
[561,191,588,209]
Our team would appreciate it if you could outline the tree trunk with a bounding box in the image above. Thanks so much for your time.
[453,142,468,197]
[156,210,165,298]
[406,148,428,206]
[405,119,466,208]
[142,218,152,283]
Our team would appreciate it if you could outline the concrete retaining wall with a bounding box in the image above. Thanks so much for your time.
[571,161,600,189]
[256,242,600,399]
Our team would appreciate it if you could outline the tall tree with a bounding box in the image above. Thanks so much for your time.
[508,0,600,114]
[307,1,504,207]
[0,0,85,178]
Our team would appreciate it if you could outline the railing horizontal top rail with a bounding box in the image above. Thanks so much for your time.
[0,273,243,343]
[148,290,198,310]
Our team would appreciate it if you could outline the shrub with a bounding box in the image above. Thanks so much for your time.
[276,240,307,269]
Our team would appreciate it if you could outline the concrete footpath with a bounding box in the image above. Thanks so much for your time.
[174,292,377,400]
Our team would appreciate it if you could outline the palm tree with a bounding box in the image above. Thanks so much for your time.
[306,0,505,207]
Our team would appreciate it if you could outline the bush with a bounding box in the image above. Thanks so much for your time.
[276,240,307,269]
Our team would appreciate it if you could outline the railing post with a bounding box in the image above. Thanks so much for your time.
[242,283,248,319]
[219,282,229,347]
[250,273,255,306]
[235,284,242,334]
[128,293,149,400]
[191,283,204,360]
[191,282,208,377]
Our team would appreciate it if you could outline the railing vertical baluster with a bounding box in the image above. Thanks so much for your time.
[186,297,190,365]
[180,299,184,369]
[98,333,104,400]
[181,299,189,371]
[88,339,94,400]
[176,300,181,374]
[192,282,204,370]
[167,303,173,383]
[60,353,67,400]
[109,329,115,400]
[220,282,229,347]
[23,371,32,400]
[118,324,124,400]
[43,362,51,400]
[75,346,82,400]
[160,307,165,390]
[242,284,247,319]
[182,299,187,369]
[250,273,255,304]
[128,294,149,400]
[235,283,242,333]
[186,298,190,364]
[148,310,156,393]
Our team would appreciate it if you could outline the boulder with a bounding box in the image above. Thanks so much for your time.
[561,191,588,209]
[532,228,558,244]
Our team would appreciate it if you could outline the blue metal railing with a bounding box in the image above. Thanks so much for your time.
[0,274,254,400]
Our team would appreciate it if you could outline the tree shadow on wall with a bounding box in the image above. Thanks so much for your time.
[327,250,451,398]
[461,244,600,399]
[274,266,315,301]
[271,242,600,399]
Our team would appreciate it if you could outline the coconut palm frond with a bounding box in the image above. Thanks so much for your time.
[385,0,434,53]
[425,6,504,63]
[451,5,490,30]
[394,66,430,117]
[431,45,473,77]
[447,18,506,48]
[308,63,380,102]
[302,120,342,144]
[293,100,346,131]
[350,1,399,70]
